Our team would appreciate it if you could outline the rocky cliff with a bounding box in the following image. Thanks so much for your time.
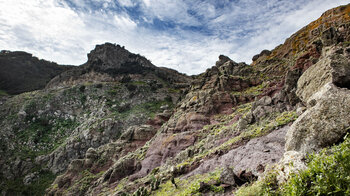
[0,43,191,195]
[1,4,350,196]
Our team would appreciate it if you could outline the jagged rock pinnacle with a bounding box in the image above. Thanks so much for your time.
[86,42,155,75]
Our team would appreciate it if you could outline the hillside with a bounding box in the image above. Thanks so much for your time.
[1,4,350,196]
[0,51,72,95]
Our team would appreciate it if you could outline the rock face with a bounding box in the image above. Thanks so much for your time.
[286,45,350,154]
[86,43,155,74]
[0,44,191,195]
[187,126,288,177]
[0,51,72,94]
[286,83,350,154]
[296,47,350,103]
[47,43,191,88]
[275,151,307,184]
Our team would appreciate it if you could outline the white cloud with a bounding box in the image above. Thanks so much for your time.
[0,0,349,75]
[0,0,87,63]
[0,0,138,65]
[139,0,200,26]
[118,0,135,7]
[114,14,137,30]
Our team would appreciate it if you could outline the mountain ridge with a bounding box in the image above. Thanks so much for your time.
[0,50,73,95]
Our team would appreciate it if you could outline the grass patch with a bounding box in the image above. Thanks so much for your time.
[168,88,181,93]
[232,83,266,96]
[173,111,297,175]
[16,117,79,159]
[0,89,8,96]
[0,170,56,196]
[64,170,104,195]
[282,134,350,195]
[131,81,147,86]
[220,111,297,150]
[235,171,279,196]
[154,169,223,196]
[112,99,173,120]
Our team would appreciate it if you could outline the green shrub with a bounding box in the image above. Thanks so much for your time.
[0,170,56,196]
[236,134,350,196]
[0,89,8,96]
[282,134,350,195]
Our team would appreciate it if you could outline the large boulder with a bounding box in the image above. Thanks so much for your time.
[286,83,350,154]
[296,47,350,103]
[220,166,237,185]
[287,46,350,154]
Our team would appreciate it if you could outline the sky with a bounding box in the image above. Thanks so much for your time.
[0,0,349,75]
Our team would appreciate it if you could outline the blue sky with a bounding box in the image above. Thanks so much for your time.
[0,0,349,74]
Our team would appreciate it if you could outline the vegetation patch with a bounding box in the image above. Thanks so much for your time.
[154,169,223,196]
[112,99,174,119]
[16,117,78,159]
[0,170,56,196]
[235,134,350,195]
[173,110,297,175]
[232,83,267,97]
[65,170,104,195]
[219,111,297,151]
[0,89,8,96]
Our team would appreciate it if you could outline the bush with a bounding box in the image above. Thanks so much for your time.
[236,134,350,196]
[95,83,103,88]
[126,84,137,91]
[282,134,350,195]
[79,85,86,92]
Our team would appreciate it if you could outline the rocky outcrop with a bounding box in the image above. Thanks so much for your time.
[252,49,272,62]
[286,83,350,154]
[285,45,350,154]
[47,43,191,88]
[252,4,350,65]
[46,4,350,196]
[187,126,288,177]
[86,43,155,74]
[0,44,190,195]
[275,151,307,184]
[296,47,350,103]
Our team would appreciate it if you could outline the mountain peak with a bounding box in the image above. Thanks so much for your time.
[215,55,232,67]
[86,42,155,75]
[46,42,191,88]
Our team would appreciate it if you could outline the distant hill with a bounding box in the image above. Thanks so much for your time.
[0,51,72,94]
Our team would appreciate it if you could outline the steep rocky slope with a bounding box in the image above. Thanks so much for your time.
[0,51,72,95]
[1,4,350,196]
[0,44,191,195]
[46,4,350,196]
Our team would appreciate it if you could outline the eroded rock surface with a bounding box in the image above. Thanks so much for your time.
[188,126,288,177]
[296,46,350,103]
[286,83,350,154]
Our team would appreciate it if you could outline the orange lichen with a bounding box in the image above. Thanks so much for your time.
[255,4,350,64]
[191,96,198,101]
